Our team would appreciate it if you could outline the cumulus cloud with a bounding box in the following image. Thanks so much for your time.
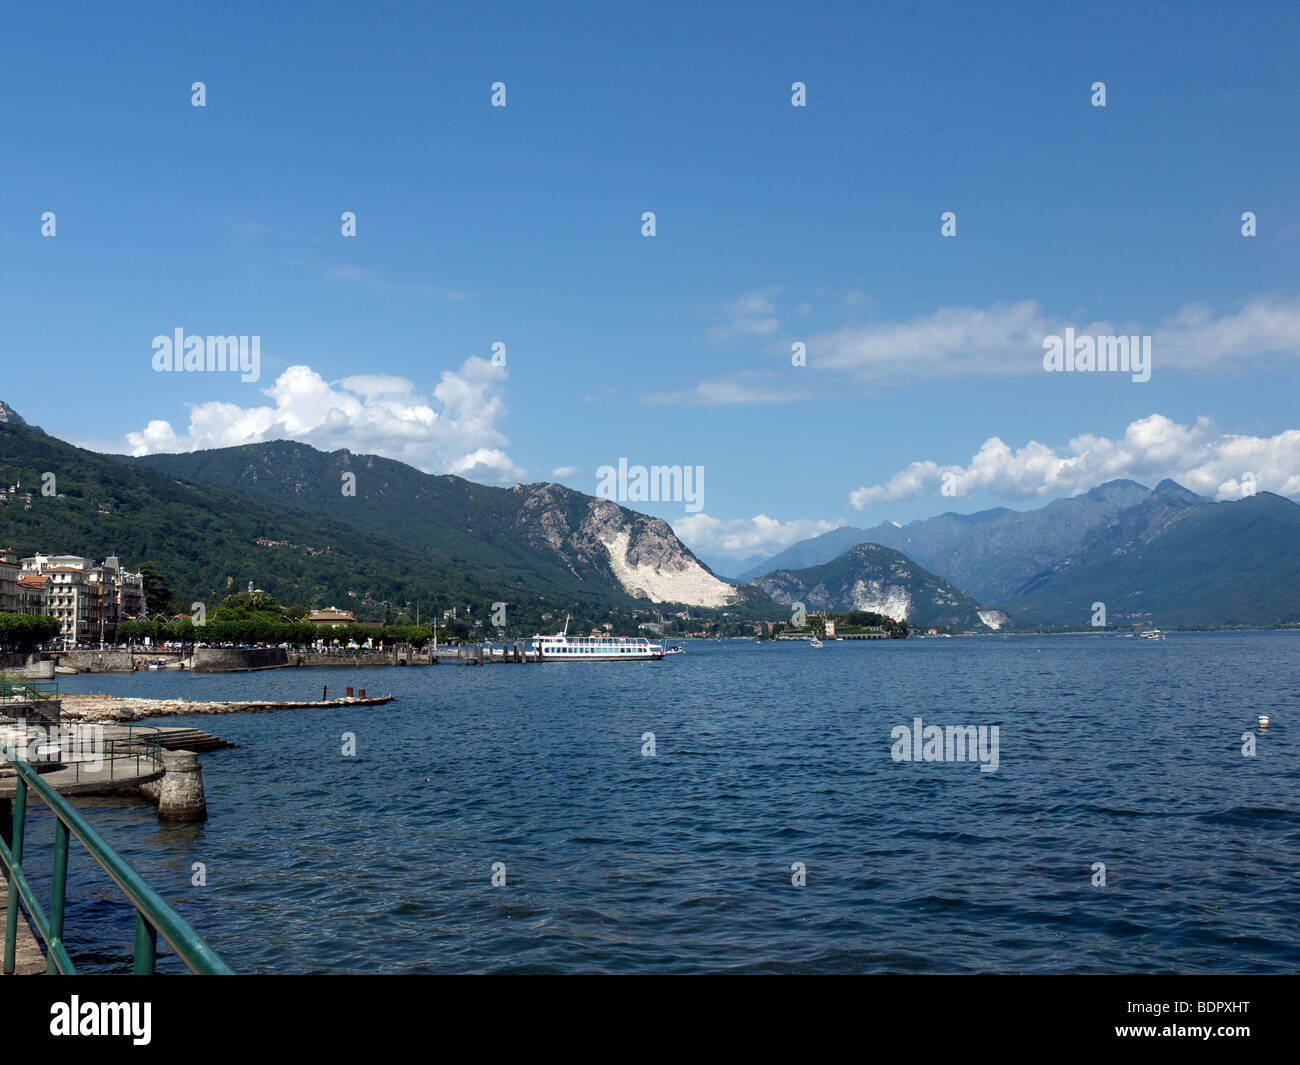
[848,414,1300,508]
[672,513,843,559]
[127,357,524,483]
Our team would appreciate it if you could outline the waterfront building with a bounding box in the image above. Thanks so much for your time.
[15,553,147,643]
[309,607,358,627]
[0,548,18,613]
[16,574,48,615]
[43,566,90,643]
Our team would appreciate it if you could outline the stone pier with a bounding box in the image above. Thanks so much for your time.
[142,750,208,822]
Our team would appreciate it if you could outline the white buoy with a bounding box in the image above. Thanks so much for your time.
[1258,715,1269,729]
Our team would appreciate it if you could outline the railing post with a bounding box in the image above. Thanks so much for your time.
[46,819,70,974]
[3,777,28,975]
[132,911,157,974]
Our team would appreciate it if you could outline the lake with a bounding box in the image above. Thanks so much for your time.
[34,631,1300,973]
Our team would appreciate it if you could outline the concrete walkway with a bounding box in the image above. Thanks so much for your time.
[0,870,46,975]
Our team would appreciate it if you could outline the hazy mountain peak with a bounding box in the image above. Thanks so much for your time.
[1152,478,1204,502]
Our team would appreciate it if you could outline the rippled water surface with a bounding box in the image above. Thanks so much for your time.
[33,632,1300,973]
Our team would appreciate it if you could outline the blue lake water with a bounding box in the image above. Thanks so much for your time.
[30,631,1300,973]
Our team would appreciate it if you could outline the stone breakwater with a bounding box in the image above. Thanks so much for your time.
[59,693,394,723]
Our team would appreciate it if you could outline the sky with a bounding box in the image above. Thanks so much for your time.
[3,1,1298,574]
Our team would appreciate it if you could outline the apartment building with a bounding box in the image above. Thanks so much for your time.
[0,548,18,614]
[17,553,147,645]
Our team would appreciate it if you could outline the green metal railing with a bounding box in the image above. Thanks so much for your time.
[0,739,233,975]
[0,679,59,704]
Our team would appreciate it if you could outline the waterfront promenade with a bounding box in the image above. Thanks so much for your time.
[0,871,44,974]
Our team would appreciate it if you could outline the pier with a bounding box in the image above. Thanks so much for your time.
[444,642,544,665]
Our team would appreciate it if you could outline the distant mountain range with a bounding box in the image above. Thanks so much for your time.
[0,409,775,620]
[1003,489,1300,627]
[4,403,1296,630]
[740,479,1167,600]
[751,543,1005,631]
[740,479,1300,628]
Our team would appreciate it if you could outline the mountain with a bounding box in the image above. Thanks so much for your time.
[751,543,1006,631]
[1002,491,1300,628]
[0,409,770,621]
[741,480,1194,603]
[0,401,41,433]
[130,441,744,609]
[738,525,888,582]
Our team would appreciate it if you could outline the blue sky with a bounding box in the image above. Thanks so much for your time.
[3,1,1298,572]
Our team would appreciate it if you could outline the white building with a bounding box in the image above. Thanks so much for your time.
[17,553,147,644]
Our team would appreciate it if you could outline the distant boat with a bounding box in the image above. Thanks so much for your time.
[810,639,824,648]
[664,646,685,655]
[1139,630,1165,640]
[532,615,664,661]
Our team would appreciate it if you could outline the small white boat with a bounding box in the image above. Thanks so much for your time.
[1139,630,1165,640]
[810,639,824,648]
[664,646,685,655]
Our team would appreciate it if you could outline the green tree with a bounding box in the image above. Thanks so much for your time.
[139,562,175,616]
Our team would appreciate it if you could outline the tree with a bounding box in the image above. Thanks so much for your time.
[0,613,61,650]
[139,562,175,616]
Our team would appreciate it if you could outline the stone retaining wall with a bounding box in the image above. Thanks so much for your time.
[190,647,289,673]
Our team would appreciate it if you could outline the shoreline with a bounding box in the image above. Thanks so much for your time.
[57,692,395,723]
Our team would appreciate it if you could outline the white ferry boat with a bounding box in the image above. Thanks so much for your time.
[1139,629,1165,640]
[533,618,664,661]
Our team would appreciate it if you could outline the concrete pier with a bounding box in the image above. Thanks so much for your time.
[150,750,207,822]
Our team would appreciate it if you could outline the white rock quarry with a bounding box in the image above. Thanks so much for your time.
[601,529,736,607]
[978,610,1010,630]
[848,580,911,622]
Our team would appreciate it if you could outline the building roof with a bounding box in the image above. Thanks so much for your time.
[309,608,357,622]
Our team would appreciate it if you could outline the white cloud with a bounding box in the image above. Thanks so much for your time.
[672,513,843,559]
[644,375,811,406]
[661,292,1300,407]
[816,300,1050,381]
[708,287,782,342]
[126,357,524,483]
[817,294,1300,383]
[848,414,1300,508]
[551,466,579,478]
